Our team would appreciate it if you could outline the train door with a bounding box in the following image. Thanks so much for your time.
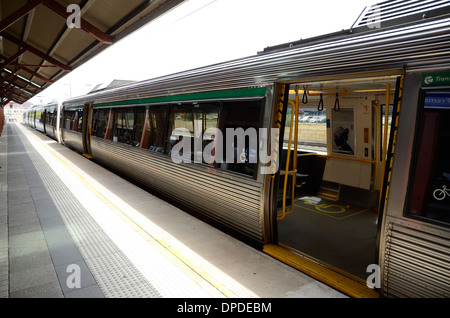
[378,75,450,297]
[266,74,403,297]
[82,103,94,159]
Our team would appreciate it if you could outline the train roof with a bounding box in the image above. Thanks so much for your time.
[63,0,450,107]
[262,0,450,54]
[28,100,60,110]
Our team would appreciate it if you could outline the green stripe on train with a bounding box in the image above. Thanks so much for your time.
[65,87,267,110]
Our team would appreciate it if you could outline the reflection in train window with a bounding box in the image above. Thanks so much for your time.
[36,110,43,124]
[63,110,72,129]
[134,107,146,147]
[407,91,450,225]
[92,109,109,138]
[141,106,167,152]
[166,103,219,163]
[167,104,194,156]
[112,108,135,145]
[45,110,55,126]
[217,100,263,177]
[63,109,83,132]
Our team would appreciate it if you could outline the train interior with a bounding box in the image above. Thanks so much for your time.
[276,75,399,281]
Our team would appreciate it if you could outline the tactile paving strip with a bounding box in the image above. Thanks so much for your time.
[16,126,211,298]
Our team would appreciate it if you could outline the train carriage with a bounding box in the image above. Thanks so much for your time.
[25,102,61,140]
[27,1,450,298]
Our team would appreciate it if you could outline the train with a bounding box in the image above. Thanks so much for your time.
[24,1,450,298]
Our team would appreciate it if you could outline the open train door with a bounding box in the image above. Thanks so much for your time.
[265,73,405,298]
[265,83,290,247]
[82,103,94,159]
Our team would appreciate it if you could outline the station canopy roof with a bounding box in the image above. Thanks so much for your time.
[0,0,185,105]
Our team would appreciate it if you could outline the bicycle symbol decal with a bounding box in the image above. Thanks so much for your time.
[433,185,450,201]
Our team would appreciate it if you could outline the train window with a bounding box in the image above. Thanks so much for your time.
[217,100,263,177]
[288,89,327,153]
[406,91,450,225]
[36,110,43,124]
[167,104,194,155]
[198,104,220,163]
[63,109,83,132]
[112,108,135,145]
[77,112,83,132]
[45,111,52,126]
[63,110,71,129]
[141,106,166,152]
[51,111,57,126]
[167,103,219,163]
[134,107,146,147]
[92,109,109,138]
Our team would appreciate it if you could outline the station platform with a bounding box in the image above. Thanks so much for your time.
[0,122,346,299]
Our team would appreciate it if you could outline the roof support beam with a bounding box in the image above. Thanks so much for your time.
[0,0,114,45]
[0,70,16,84]
[6,92,27,104]
[0,32,71,71]
[0,84,14,95]
[14,65,54,84]
[0,48,27,70]
[0,80,35,96]
[1,63,52,85]
[0,0,45,33]
[9,63,60,68]
[5,85,28,97]
[2,73,42,91]
[43,0,114,45]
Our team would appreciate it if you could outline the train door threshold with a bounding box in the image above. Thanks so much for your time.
[263,243,379,298]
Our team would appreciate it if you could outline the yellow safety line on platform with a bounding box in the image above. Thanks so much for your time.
[263,244,379,298]
[18,124,236,298]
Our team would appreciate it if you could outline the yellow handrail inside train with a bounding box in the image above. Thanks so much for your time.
[306,87,348,96]
[277,98,298,221]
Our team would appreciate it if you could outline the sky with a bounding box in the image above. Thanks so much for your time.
[29,0,381,104]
